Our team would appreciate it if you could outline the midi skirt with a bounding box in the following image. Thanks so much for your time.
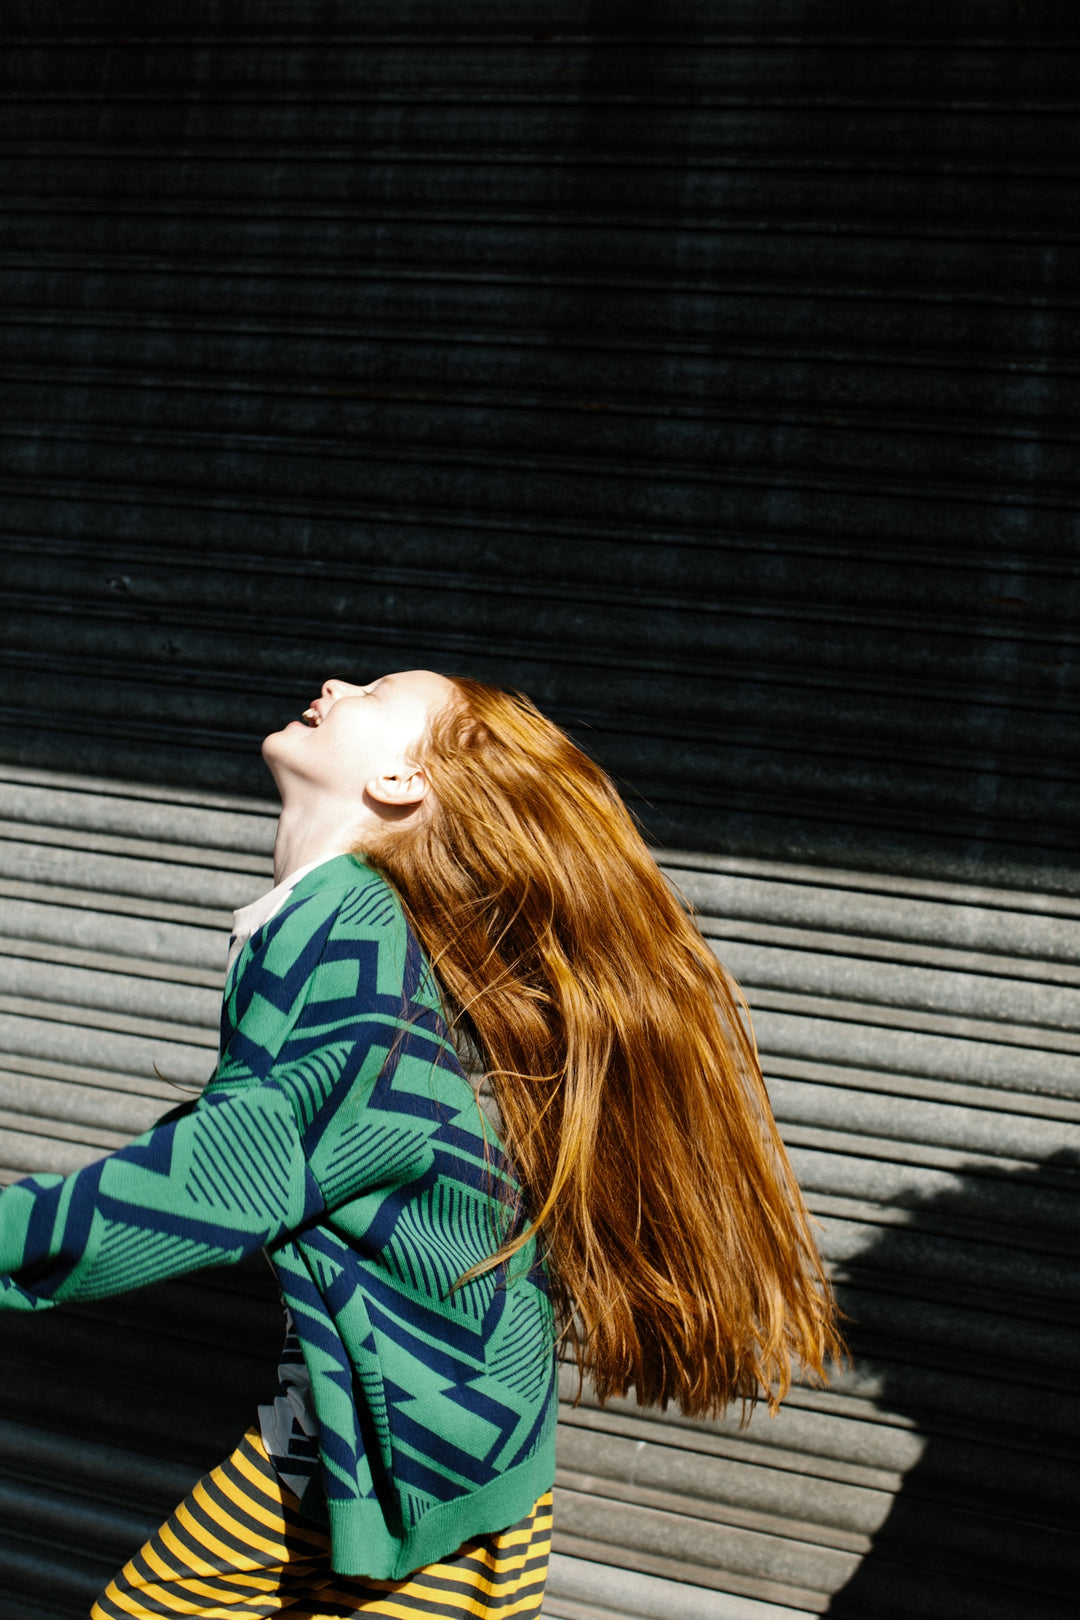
[92,1425,552,1619]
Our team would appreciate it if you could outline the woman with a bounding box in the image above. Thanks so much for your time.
[0,670,841,1618]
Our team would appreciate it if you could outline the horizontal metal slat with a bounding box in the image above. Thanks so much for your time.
[556,1426,889,1543]
[4,33,1078,98]
[0,836,265,909]
[559,1386,1075,1507]
[5,205,1079,290]
[5,264,1078,371]
[0,778,274,851]
[0,816,269,876]
[769,1074,1080,1154]
[9,160,1080,243]
[4,102,1079,169]
[0,989,218,1050]
[7,594,1080,739]
[0,1126,123,1179]
[0,950,219,1023]
[553,1487,855,1609]
[819,1211,1077,1314]
[544,1553,807,1620]
[0,875,235,934]
[787,1147,1080,1237]
[7,523,1080,631]
[5,396,1078,504]
[0,904,224,970]
[558,1438,1078,1582]
[2,454,1073,566]
[0,1475,152,1566]
[0,1061,175,1134]
[758,1007,1080,1097]
[0,1006,214,1090]
[8,335,1078,440]
[727,940,1080,1030]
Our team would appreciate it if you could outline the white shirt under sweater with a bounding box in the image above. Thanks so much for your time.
[229,856,331,1503]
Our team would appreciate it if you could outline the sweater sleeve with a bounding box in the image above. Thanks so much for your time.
[0,1082,323,1312]
[0,872,420,1312]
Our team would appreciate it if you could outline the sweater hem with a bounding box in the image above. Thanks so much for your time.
[326,1445,556,1580]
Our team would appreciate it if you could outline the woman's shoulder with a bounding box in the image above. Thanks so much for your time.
[290,851,389,902]
[226,855,409,1004]
[272,855,395,920]
[274,853,404,943]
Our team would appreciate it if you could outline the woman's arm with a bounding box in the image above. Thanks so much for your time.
[0,869,434,1311]
[0,1081,323,1310]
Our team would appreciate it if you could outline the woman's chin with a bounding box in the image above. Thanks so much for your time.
[264,720,305,750]
[260,726,294,765]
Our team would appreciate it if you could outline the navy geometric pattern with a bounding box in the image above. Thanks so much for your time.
[0,855,557,1580]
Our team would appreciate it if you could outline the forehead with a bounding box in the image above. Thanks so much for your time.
[379,669,454,707]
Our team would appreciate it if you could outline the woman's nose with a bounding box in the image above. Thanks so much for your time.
[321,677,344,699]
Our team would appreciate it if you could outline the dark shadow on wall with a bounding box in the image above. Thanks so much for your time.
[2,2,1079,894]
[0,1253,285,1616]
[824,1149,1079,1620]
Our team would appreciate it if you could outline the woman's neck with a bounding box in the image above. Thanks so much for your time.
[271,799,364,886]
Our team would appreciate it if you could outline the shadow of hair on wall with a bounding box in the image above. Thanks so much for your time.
[824,1148,1079,1620]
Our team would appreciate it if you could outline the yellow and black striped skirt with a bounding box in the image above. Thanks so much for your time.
[92,1425,552,1619]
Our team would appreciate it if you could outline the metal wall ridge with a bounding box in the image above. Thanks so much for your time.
[0,844,268,911]
[0,957,218,1023]
[664,850,1080,914]
[558,1404,908,1495]
[0,877,225,932]
[0,762,277,818]
[9,417,1080,502]
[754,988,1080,1051]
[6,380,1080,459]
[5,259,1079,327]
[712,923,1080,987]
[2,931,221,984]
[2,468,1072,544]
[544,1553,810,1620]
[767,1053,1080,1108]
[0,821,270,874]
[11,543,1080,644]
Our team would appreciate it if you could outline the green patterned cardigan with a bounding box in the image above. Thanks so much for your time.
[0,854,558,1578]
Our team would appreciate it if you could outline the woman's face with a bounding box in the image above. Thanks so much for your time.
[262,669,454,805]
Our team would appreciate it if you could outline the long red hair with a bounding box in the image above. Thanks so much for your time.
[365,677,842,1417]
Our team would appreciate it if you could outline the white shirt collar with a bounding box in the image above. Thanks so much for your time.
[226,854,339,972]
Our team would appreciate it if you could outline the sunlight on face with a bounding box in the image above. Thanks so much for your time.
[262,669,455,803]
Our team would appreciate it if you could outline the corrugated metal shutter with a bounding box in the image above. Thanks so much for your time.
[2,3,1078,1616]
[2,0,1079,889]
[1,765,1076,1619]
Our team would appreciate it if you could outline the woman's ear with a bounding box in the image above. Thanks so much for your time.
[365,765,430,808]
